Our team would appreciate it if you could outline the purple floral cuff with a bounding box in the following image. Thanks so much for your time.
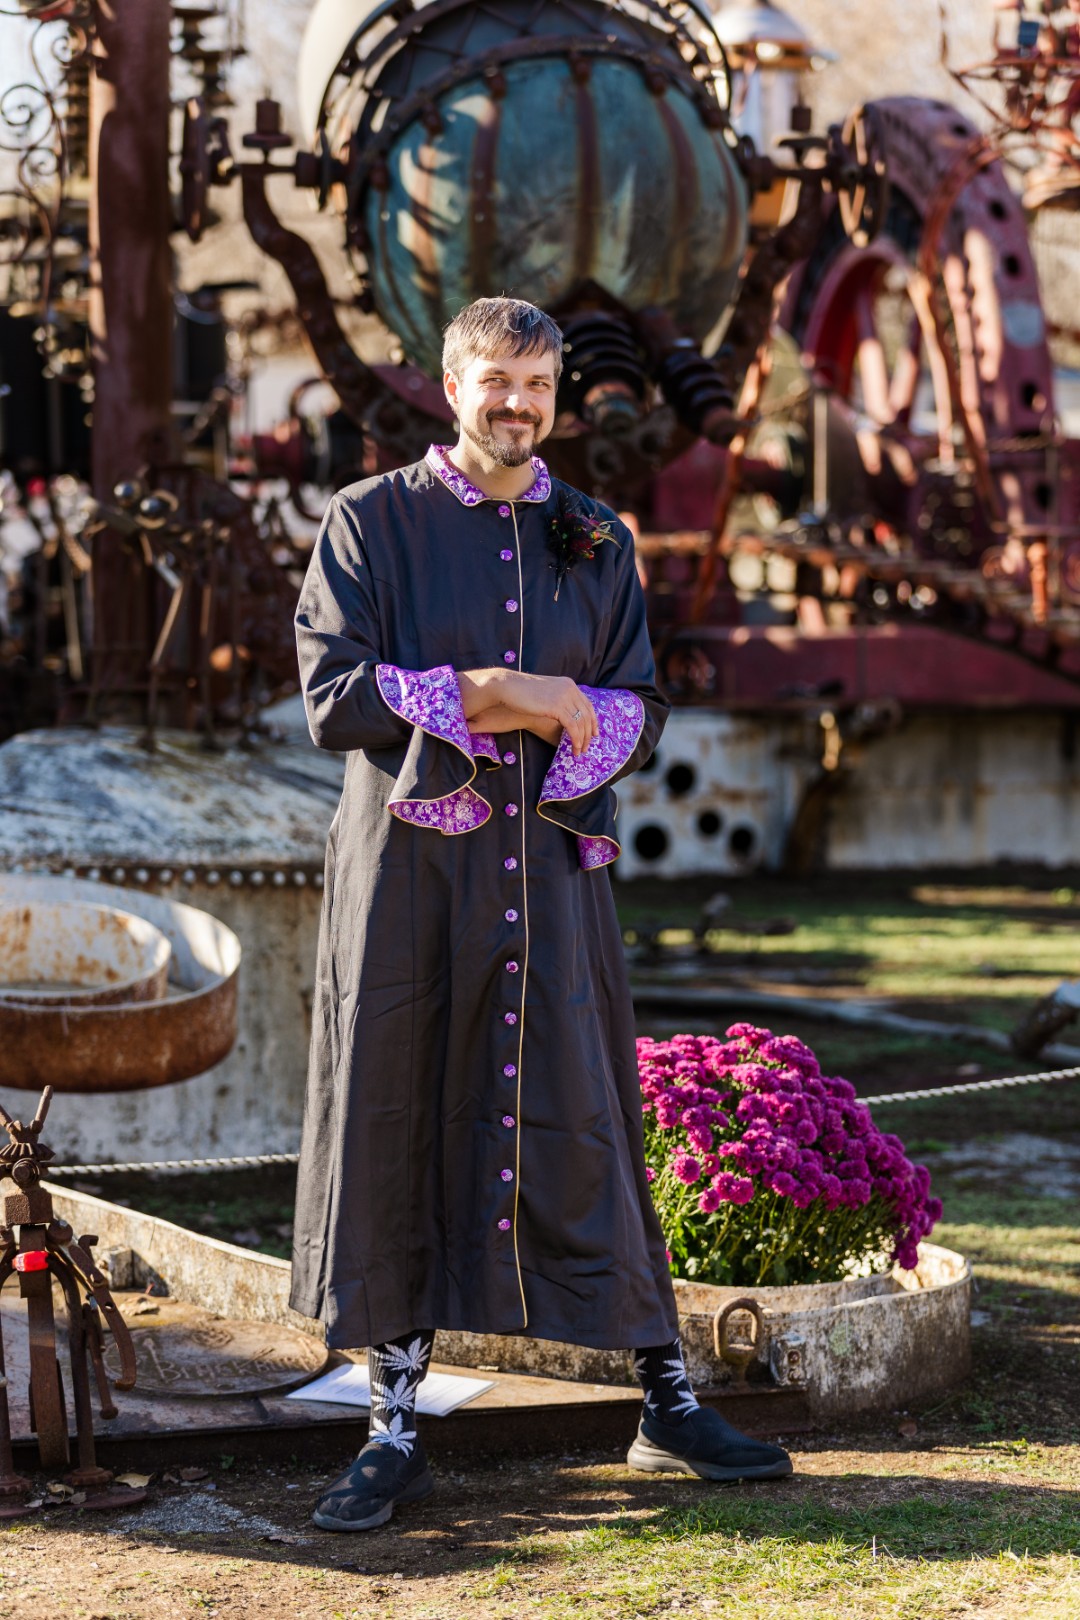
[538,687,645,872]
[577,834,620,870]
[376,663,473,753]
[390,788,491,835]
[469,732,501,764]
[375,662,490,836]
[538,687,645,803]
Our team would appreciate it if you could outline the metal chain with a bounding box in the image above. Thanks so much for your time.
[42,1067,1080,1177]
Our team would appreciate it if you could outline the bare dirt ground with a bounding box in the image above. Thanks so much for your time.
[4,1363,1080,1620]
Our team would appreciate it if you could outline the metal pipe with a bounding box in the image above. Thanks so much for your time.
[87,0,175,712]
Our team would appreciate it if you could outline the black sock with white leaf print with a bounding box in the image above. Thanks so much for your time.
[632,1339,701,1425]
[367,1327,435,1455]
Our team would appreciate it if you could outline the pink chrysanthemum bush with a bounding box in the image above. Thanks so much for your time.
[638,1024,943,1287]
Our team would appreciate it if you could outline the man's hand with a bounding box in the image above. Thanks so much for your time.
[468,705,563,747]
[460,670,598,756]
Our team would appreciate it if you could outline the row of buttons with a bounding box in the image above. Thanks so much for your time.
[499,506,519,1242]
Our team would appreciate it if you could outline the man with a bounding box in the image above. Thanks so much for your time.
[292,296,791,1532]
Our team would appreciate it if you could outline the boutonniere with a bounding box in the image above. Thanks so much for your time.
[546,491,621,601]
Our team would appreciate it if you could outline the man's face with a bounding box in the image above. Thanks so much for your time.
[444,346,558,468]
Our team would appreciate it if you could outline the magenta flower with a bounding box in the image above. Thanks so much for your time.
[672,1151,702,1185]
[713,1171,755,1205]
[768,1171,798,1197]
[638,1027,942,1288]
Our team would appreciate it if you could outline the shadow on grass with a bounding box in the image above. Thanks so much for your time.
[574,1477,1080,1561]
[38,1465,1079,1583]
[933,1188,1080,1235]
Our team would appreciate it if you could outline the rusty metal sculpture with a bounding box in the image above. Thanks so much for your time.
[80,468,307,744]
[216,0,888,498]
[0,1086,137,1494]
[2,0,1080,741]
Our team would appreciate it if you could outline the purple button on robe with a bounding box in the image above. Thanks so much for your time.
[290,449,678,1353]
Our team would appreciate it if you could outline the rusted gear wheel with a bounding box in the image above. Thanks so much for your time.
[780,97,1055,549]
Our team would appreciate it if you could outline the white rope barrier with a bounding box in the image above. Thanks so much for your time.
[42,1066,1080,1177]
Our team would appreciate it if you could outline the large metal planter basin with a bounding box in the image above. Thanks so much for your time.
[0,875,240,1092]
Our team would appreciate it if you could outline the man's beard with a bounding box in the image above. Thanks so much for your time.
[461,411,542,468]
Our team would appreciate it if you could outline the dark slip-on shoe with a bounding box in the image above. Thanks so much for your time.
[627,1405,793,1483]
[312,1436,435,1531]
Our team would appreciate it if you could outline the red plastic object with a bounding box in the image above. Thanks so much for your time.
[13,1250,48,1273]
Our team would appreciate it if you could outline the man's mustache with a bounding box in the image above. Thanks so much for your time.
[488,411,540,426]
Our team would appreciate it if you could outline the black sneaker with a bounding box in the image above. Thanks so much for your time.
[627,1405,793,1483]
[312,1436,436,1531]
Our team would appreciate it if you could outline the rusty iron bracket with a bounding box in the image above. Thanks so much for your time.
[713,1296,767,1389]
[0,1086,138,1492]
[239,156,449,467]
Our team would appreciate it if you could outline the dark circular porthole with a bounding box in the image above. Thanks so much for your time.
[1021,380,1046,413]
[634,824,670,862]
[697,809,724,839]
[729,824,757,860]
[665,762,696,798]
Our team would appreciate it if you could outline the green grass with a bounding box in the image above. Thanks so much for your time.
[463,1484,1080,1617]
[75,1163,299,1259]
[620,868,1080,1033]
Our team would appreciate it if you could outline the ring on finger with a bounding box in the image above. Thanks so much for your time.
[571,708,583,720]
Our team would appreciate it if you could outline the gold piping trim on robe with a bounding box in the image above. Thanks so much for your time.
[510,501,529,1331]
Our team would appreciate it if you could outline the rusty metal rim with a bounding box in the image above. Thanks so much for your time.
[0,875,240,1094]
[349,0,725,103]
[346,36,726,215]
[0,900,172,1008]
[311,0,729,141]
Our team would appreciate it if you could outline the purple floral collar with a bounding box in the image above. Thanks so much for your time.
[425,443,551,506]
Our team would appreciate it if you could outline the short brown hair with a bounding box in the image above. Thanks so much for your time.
[442,296,564,384]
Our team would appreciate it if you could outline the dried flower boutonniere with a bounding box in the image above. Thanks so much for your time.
[546,492,621,601]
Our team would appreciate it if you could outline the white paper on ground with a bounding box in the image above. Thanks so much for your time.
[284,1361,494,1416]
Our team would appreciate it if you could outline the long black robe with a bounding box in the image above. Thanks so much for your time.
[290,445,680,1352]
